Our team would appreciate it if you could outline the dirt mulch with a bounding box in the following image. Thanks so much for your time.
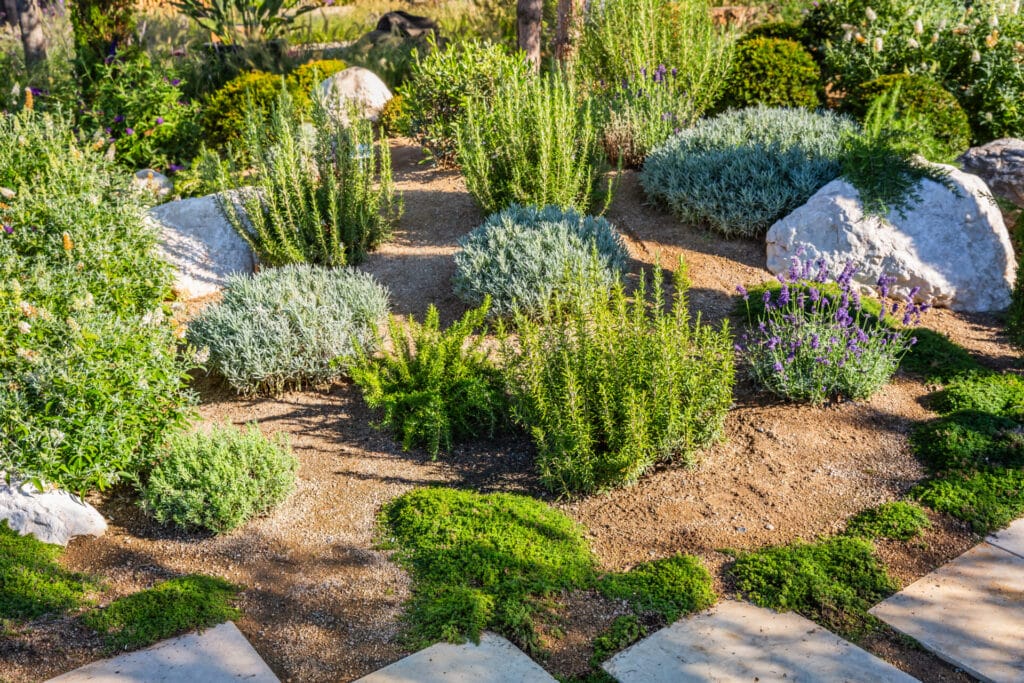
[2,140,1013,682]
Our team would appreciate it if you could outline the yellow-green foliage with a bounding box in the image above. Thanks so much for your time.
[722,37,820,110]
[287,59,347,98]
[201,70,292,146]
[378,94,410,137]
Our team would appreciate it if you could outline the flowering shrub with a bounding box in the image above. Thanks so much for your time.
[187,264,389,395]
[0,109,192,492]
[737,257,926,404]
[641,106,855,237]
[452,204,629,317]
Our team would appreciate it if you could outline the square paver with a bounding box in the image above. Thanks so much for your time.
[870,543,1024,683]
[47,622,279,682]
[986,517,1024,560]
[603,600,918,682]
[354,632,557,683]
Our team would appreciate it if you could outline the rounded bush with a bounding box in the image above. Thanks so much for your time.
[142,423,297,534]
[187,264,389,395]
[287,59,347,99]
[378,94,410,137]
[201,71,298,146]
[641,106,855,238]
[452,204,629,317]
[845,74,971,163]
[743,21,812,47]
[722,38,821,110]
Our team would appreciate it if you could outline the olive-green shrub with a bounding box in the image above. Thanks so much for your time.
[721,37,820,110]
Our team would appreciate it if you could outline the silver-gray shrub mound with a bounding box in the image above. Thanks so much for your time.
[640,106,857,238]
[452,204,629,317]
[188,264,389,395]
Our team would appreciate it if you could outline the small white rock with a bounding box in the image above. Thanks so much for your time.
[0,478,106,546]
[133,169,174,198]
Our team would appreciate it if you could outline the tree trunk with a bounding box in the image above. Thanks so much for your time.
[15,0,47,68]
[3,0,17,27]
[554,0,582,63]
[517,0,542,71]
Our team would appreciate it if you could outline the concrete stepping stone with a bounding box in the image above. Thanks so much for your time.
[986,517,1024,560]
[46,622,278,682]
[603,600,918,683]
[354,632,556,683]
[870,543,1024,683]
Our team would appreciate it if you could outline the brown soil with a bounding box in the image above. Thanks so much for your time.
[2,140,1014,683]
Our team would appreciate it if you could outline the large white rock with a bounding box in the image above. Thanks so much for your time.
[148,193,256,300]
[316,66,393,126]
[959,138,1024,209]
[766,166,1016,312]
[0,479,106,546]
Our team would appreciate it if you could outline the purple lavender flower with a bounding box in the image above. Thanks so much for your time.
[779,285,790,306]
[155,116,164,125]
[124,128,134,136]
[773,361,784,373]
[2,224,13,234]
[736,284,748,300]
[171,78,181,86]
[113,114,124,123]
[763,290,772,305]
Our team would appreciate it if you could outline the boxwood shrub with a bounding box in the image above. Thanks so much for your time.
[721,37,821,110]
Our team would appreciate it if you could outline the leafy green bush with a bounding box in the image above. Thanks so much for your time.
[729,536,897,638]
[845,502,931,541]
[590,616,646,667]
[1,521,96,621]
[844,74,971,163]
[722,37,821,110]
[913,468,1024,534]
[641,106,854,237]
[187,264,389,395]
[458,70,608,214]
[287,59,348,98]
[0,109,192,492]
[743,21,813,47]
[79,53,201,170]
[597,555,715,622]
[911,411,1024,473]
[578,0,733,127]
[934,373,1024,420]
[201,70,290,147]
[141,423,297,533]
[83,575,240,651]
[379,487,595,650]
[350,301,507,458]
[400,39,530,165]
[217,89,399,267]
[378,94,410,137]
[452,204,629,317]
[502,264,734,495]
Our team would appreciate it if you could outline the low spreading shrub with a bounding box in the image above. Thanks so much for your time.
[597,555,715,622]
[83,575,240,651]
[452,204,629,318]
[350,301,507,458]
[0,109,192,492]
[729,536,897,638]
[934,373,1024,420]
[721,37,821,110]
[400,39,530,165]
[458,71,608,214]
[641,106,854,237]
[590,616,646,667]
[141,423,297,533]
[844,74,971,163]
[1005,213,1024,348]
[1,521,97,620]
[911,411,1024,473]
[379,487,595,650]
[216,90,400,268]
[913,468,1024,534]
[502,263,734,495]
[187,264,389,395]
[845,502,931,541]
[737,258,924,404]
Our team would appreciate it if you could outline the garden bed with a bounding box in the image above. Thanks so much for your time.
[1,141,1011,682]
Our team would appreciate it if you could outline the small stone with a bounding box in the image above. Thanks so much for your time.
[317,67,393,126]
[133,169,173,198]
[0,477,106,546]
[736,526,747,533]
[765,524,775,531]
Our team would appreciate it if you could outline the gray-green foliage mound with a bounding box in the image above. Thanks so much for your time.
[452,204,628,317]
[188,264,389,395]
[641,106,855,238]
[142,423,297,534]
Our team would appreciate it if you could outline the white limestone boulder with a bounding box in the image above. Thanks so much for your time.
[316,66,393,126]
[766,165,1016,312]
[148,193,256,300]
[959,138,1024,209]
[0,478,106,546]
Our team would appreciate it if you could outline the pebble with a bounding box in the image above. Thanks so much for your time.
[736,526,747,533]
[765,523,775,531]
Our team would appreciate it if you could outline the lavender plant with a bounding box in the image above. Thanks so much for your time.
[737,257,927,404]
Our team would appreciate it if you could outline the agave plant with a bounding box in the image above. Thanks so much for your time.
[173,0,315,46]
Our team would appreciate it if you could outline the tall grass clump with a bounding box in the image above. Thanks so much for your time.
[641,106,855,238]
[457,70,608,214]
[217,88,400,268]
[187,264,389,395]
[0,109,192,492]
[502,261,734,495]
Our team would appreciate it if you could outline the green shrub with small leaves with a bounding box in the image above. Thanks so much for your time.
[844,74,971,163]
[502,263,734,495]
[597,555,715,622]
[201,70,292,146]
[722,37,821,110]
[378,94,410,137]
[458,71,609,214]
[83,575,240,651]
[141,423,297,533]
[350,300,507,458]
[845,502,931,541]
[187,264,389,395]
[913,469,1024,534]
[590,616,646,667]
[934,373,1024,420]
[641,106,855,237]
[1,521,97,621]
[400,39,530,165]
[452,204,629,317]
[379,487,595,651]
[287,59,347,98]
